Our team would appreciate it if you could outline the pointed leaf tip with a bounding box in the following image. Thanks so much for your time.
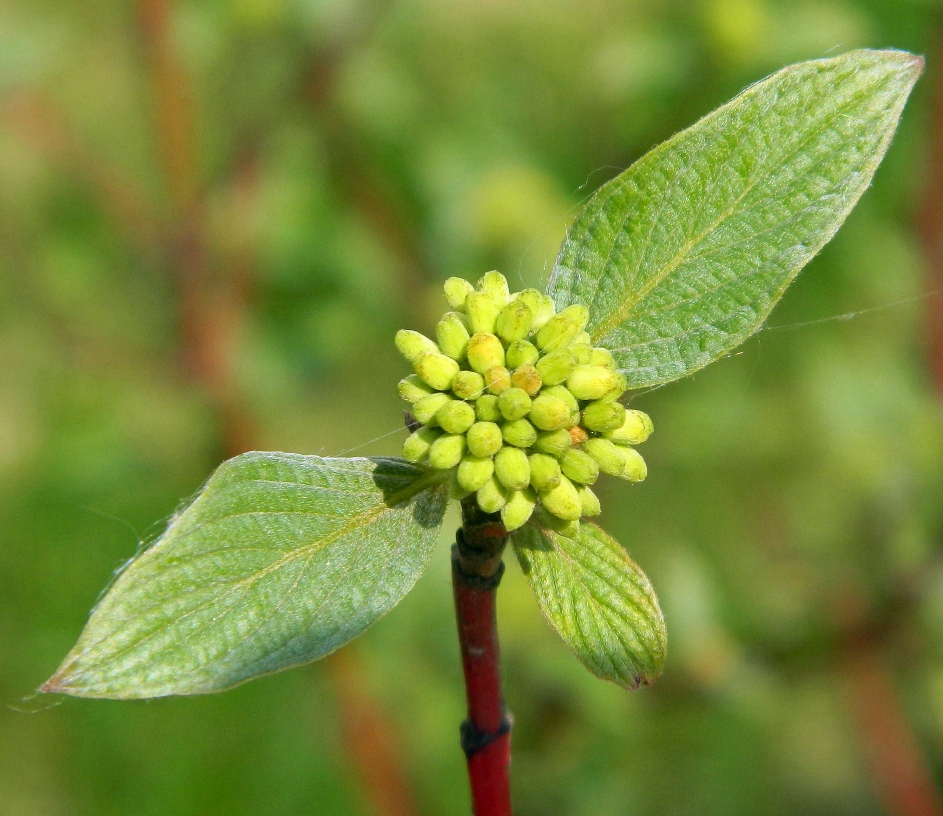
[45,453,447,699]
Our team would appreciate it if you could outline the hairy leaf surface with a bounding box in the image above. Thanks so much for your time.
[45,453,447,698]
[549,49,921,388]
[512,520,665,688]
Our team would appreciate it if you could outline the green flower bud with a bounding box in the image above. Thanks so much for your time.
[578,485,601,517]
[495,300,534,344]
[505,340,540,369]
[485,366,512,394]
[475,394,502,423]
[448,469,473,500]
[532,428,573,458]
[570,343,593,365]
[534,304,589,351]
[466,332,505,374]
[581,400,627,433]
[509,364,542,396]
[494,446,530,490]
[540,385,580,416]
[465,292,501,334]
[582,438,625,476]
[566,364,618,400]
[573,330,592,346]
[452,370,486,400]
[478,271,511,308]
[398,375,435,404]
[502,418,538,448]
[514,289,543,317]
[529,394,571,431]
[436,312,470,360]
[428,433,467,469]
[535,349,576,386]
[604,409,653,445]
[560,448,599,485]
[396,329,438,363]
[402,426,441,463]
[444,277,475,311]
[590,347,615,369]
[539,474,582,521]
[498,387,532,421]
[532,294,556,330]
[501,487,537,531]
[414,351,460,391]
[413,392,453,425]
[617,447,647,482]
[600,371,628,402]
[436,400,476,434]
[466,421,503,457]
[476,476,509,514]
[528,453,562,492]
[457,454,495,493]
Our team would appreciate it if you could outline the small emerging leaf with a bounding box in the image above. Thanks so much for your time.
[44,453,447,699]
[549,49,922,388]
[511,520,665,689]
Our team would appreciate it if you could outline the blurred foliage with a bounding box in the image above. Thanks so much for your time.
[2,0,942,814]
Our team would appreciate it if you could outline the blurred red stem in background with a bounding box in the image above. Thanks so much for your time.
[135,3,422,815]
[454,500,513,816]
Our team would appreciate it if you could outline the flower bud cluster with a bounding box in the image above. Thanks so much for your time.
[396,272,652,534]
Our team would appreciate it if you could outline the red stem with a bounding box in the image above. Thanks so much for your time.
[453,500,514,816]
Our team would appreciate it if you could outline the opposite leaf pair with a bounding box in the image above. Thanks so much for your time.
[44,49,920,700]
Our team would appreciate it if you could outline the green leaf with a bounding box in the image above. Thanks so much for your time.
[511,519,665,689]
[44,453,448,699]
[549,49,922,388]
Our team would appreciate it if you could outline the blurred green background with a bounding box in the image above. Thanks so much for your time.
[3,1,943,814]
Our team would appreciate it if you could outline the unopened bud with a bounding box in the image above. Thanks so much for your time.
[617,447,647,482]
[581,400,626,433]
[495,300,534,344]
[582,438,625,476]
[561,448,599,485]
[474,394,502,423]
[402,426,441,463]
[498,387,532,421]
[502,418,537,448]
[506,340,540,369]
[541,385,579,416]
[466,421,503,457]
[510,364,542,396]
[436,400,476,434]
[600,371,628,402]
[444,277,475,311]
[448,469,473,500]
[529,394,571,431]
[590,347,615,369]
[478,271,511,308]
[535,349,576,388]
[604,409,653,445]
[528,453,562,492]
[428,433,467,469]
[485,366,512,394]
[413,392,453,425]
[534,304,589,351]
[538,474,582,521]
[574,330,592,346]
[465,292,501,334]
[398,375,435,404]
[514,289,543,317]
[476,476,509,514]
[436,312,470,360]
[570,343,593,365]
[466,332,505,374]
[452,370,485,400]
[578,485,601,517]
[396,329,438,363]
[457,455,495,493]
[566,364,618,400]
[532,428,573,458]
[414,351,460,391]
[532,295,556,330]
[494,446,530,490]
[501,487,537,531]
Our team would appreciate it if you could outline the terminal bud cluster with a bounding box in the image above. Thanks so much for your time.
[396,272,652,534]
